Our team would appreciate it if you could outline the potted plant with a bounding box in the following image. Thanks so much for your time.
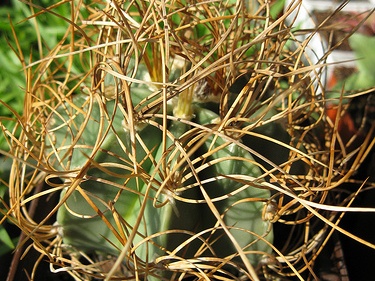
[1,1,374,280]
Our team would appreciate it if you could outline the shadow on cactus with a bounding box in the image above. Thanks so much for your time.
[3,0,375,281]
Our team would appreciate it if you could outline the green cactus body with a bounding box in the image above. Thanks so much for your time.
[48,93,273,271]
[194,106,273,266]
[48,95,163,258]
[146,119,203,260]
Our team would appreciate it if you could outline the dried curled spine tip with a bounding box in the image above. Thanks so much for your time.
[262,199,278,222]
[53,221,63,237]
[193,78,220,103]
[121,118,147,132]
[211,116,221,125]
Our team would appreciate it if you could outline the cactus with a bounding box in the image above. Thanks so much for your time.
[8,1,371,280]
[47,85,274,278]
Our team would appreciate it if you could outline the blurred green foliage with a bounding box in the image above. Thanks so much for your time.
[0,0,72,151]
[0,0,72,257]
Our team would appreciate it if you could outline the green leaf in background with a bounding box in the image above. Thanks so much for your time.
[0,225,15,252]
[270,0,286,20]
[0,0,89,152]
[347,34,375,90]
[331,34,375,94]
